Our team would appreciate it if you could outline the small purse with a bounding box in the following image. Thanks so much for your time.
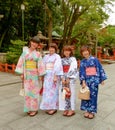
[78,86,90,100]
[19,88,25,96]
[19,82,25,96]
[39,86,43,96]
[62,87,71,99]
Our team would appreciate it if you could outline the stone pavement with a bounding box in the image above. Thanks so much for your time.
[0,63,115,130]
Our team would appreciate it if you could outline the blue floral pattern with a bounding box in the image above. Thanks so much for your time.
[79,56,107,113]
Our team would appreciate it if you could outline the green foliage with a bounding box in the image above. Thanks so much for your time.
[0,0,60,50]
[0,0,114,54]
[98,25,115,47]
[6,40,27,64]
[60,0,113,46]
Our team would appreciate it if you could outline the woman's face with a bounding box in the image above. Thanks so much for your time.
[64,50,71,58]
[30,41,38,50]
[82,50,90,59]
[49,47,55,55]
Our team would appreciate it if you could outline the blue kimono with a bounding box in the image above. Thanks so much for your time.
[79,56,107,113]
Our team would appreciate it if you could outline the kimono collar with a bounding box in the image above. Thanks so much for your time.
[49,53,56,56]
[85,55,92,60]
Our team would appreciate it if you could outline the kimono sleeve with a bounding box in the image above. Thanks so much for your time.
[67,57,78,79]
[37,54,46,76]
[15,53,24,74]
[95,58,107,83]
[53,54,63,76]
[79,60,86,84]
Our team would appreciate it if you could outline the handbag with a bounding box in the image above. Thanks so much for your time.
[39,86,43,96]
[19,82,25,96]
[19,88,25,96]
[78,86,90,100]
[62,87,71,100]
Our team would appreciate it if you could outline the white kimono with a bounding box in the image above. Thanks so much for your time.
[59,57,78,110]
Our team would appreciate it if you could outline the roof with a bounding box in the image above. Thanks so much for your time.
[37,31,49,40]
[52,31,61,37]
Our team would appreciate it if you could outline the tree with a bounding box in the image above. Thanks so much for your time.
[60,0,113,47]
[41,0,61,46]
[0,0,61,51]
[98,25,115,47]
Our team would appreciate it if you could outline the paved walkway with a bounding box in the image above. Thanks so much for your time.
[0,63,115,130]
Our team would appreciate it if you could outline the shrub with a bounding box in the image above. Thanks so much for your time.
[6,40,27,64]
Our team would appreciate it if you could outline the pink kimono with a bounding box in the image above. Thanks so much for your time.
[15,47,45,112]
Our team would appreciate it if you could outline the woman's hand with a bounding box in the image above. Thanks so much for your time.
[53,75,58,82]
[39,76,44,82]
[82,80,86,88]
[62,79,65,85]
[101,81,104,85]
[20,74,24,80]
[66,78,70,84]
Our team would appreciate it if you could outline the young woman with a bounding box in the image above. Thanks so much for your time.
[59,46,78,117]
[40,43,63,115]
[79,45,107,119]
[15,36,45,116]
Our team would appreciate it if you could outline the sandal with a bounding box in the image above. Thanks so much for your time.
[29,111,38,117]
[88,113,95,119]
[66,110,75,117]
[46,110,57,115]
[27,111,31,115]
[63,110,68,116]
[84,112,89,118]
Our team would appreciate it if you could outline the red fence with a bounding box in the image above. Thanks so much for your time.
[0,63,16,73]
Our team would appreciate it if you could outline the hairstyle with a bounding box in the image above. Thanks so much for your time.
[49,43,58,52]
[61,45,73,58]
[28,36,41,47]
[80,45,91,56]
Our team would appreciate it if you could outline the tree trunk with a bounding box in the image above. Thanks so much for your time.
[41,0,53,47]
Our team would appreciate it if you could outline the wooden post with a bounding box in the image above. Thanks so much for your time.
[5,63,8,72]
[12,64,15,73]
[113,49,115,60]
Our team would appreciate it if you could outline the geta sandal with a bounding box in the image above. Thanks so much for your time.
[29,111,38,117]
[46,110,57,115]
[88,113,95,119]
[84,112,89,118]
[66,111,75,117]
[63,110,68,116]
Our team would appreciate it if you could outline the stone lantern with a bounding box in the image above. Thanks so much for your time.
[37,31,49,55]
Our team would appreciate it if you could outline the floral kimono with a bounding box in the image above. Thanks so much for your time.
[15,47,45,112]
[79,56,107,113]
[59,57,78,111]
[40,53,63,110]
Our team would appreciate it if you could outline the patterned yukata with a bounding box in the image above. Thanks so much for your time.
[15,47,45,112]
[40,53,63,110]
[59,57,78,111]
[79,56,107,113]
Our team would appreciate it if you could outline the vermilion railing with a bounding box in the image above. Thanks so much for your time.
[0,63,16,73]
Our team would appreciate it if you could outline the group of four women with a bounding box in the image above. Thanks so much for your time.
[15,36,107,119]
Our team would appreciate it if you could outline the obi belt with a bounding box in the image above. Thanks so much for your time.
[46,62,54,70]
[25,60,37,69]
[63,65,70,73]
[86,67,96,76]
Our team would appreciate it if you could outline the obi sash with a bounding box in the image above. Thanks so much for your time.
[46,62,54,70]
[86,67,96,76]
[63,65,70,73]
[25,61,37,69]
